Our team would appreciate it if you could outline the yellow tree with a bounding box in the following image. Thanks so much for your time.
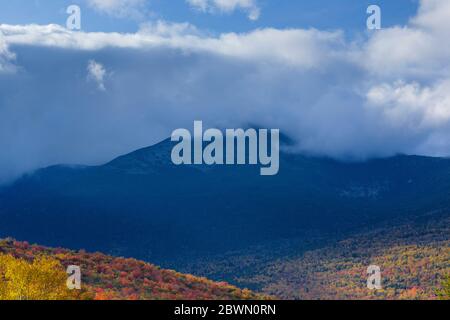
[0,254,76,300]
[438,275,450,300]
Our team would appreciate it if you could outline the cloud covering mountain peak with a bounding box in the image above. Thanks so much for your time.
[0,0,450,183]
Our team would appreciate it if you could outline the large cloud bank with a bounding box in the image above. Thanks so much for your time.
[0,0,450,183]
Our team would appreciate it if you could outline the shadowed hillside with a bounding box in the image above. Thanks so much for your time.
[2,138,450,266]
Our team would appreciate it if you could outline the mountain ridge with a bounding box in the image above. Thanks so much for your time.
[1,137,450,265]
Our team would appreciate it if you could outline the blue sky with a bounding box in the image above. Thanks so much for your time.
[0,0,418,34]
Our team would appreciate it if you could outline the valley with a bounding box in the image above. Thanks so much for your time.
[179,213,450,299]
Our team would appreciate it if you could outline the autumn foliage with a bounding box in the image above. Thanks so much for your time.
[183,215,450,300]
[439,276,450,300]
[0,238,267,300]
[0,254,76,300]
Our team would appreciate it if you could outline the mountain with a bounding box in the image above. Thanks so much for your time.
[1,137,450,266]
[0,238,267,300]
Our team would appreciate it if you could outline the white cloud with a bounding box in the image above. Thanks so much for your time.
[138,20,201,38]
[86,0,147,19]
[87,60,107,91]
[412,0,450,31]
[367,80,450,129]
[362,0,450,80]
[0,23,344,69]
[0,32,16,73]
[187,0,260,21]
[0,0,450,182]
